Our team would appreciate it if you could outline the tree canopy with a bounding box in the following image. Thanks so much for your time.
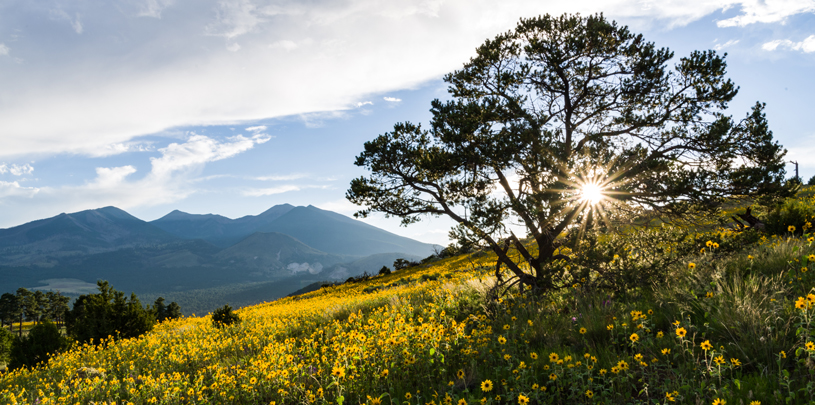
[8,321,69,370]
[153,297,182,323]
[347,13,790,293]
[66,281,156,343]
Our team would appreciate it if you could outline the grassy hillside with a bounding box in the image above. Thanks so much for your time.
[1,189,815,404]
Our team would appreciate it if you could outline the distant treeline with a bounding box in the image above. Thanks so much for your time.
[0,281,181,370]
[0,288,71,335]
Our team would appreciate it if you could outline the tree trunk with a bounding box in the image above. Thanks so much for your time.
[732,206,765,230]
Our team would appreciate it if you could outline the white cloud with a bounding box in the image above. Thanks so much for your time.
[269,40,300,51]
[245,125,267,132]
[206,0,290,39]
[714,39,739,50]
[0,163,34,176]
[85,142,155,158]
[242,184,327,196]
[90,166,137,188]
[137,0,175,18]
[0,134,270,227]
[287,262,323,274]
[717,0,815,27]
[763,35,815,53]
[355,101,373,107]
[383,96,402,102]
[50,9,83,34]
[9,164,34,176]
[242,185,302,196]
[150,133,270,178]
[0,44,8,56]
[2,1,814,158]
[0,181,38,199]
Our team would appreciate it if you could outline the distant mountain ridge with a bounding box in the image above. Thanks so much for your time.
[0,206,179,265]
[151,204,295,247]
[151,204,435,258]
[0,204,439,305]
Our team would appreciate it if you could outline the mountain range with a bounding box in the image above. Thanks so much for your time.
[0,204,437,310]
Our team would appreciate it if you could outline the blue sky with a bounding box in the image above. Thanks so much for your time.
[0,0,813,246]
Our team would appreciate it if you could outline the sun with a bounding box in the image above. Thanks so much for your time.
[579,182,605,205]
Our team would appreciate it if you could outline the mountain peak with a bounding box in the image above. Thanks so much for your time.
[155,210,195,221]
[92,206,138,219]
[256,204,295,218]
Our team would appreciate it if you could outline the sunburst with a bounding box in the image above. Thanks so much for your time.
[579,182,605,205]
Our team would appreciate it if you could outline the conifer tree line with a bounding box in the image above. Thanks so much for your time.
[0,281,181,370]
[0,289,70,335]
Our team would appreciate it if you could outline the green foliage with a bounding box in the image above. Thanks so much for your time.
[0,327,12,365]
[8,321,69,370]
[66,280,155,344]
[763,194,815,236]
[348,12,791,294]
[361,284,383,294]
[566,225,693,295]
[378,265,391,275]
[808,175,815,186]
[393,258,413,270]
[211,304,240,328]
[152,297,182,323]
[0,293,19,332]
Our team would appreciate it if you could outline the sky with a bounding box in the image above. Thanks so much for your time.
[0,0,813,246]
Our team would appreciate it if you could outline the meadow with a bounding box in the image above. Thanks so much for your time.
[1,188,815,405]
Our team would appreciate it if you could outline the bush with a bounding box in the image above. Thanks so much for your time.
[211,305,240,328]
[362,285,384,294]
[394,259,419,270]
[8,321,70,370]
[808,174,815,186]
[763,197,815,236]
[378,266,391,275]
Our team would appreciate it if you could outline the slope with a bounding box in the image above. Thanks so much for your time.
[0,206,180,265]
[214,232,352,277]
[258,205,438,257]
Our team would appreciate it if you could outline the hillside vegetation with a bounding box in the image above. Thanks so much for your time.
[1,188,815,404]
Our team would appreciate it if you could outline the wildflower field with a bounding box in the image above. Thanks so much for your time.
[2,188,815,404]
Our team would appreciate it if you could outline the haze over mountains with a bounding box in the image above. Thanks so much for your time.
[0,204,437,311]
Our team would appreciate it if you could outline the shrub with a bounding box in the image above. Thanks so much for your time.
[362,285,383,294]
[763,197,815,236]
[211,305,240,328]
[394,258,420,270]
[8,321,70,370]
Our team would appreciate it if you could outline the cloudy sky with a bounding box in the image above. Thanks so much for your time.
[0,0,813,246]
